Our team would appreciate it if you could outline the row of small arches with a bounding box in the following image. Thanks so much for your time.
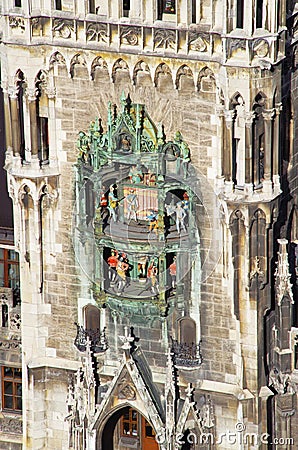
[47,51,216,92]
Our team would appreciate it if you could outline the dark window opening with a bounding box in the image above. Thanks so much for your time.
[123,0,130,17]
[55,0,62,10]
[37,116,49,163]
[236,0,244,28]
[157,0,163,19]
[1,304,8,327]
[256,0,263,28]
[179,317,196,345]
[15,0,22,7]
[89,0,95,14]
[2,366,22,413]
[191,0,196,23]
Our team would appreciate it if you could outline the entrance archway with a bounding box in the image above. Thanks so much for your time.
[99,406,160,450]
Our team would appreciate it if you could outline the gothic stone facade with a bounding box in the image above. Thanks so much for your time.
[0,1,297,449]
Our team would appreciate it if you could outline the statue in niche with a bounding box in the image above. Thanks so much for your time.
[119,133,132,152]
[107,250,119,283]
[138,256,148,279]
[129,165,143,184]
[77,132,89,162]
[146,210,158,234]
[108,185,119,222]
[126,189,139,222]
[116,254,129,295]
[147,259,159,295]
[175,203,187,234]
[169,256,177,290]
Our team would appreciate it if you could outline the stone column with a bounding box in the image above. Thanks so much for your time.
[9,87,21,157]
[27,89,39,166]
[2,87,13,153]
[244,112,254,194]
[224,110,234,191]
[46,87,57,167]
[262,108,274,194]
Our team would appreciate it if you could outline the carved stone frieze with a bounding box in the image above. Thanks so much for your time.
[31,17,44,37]
[86,23,108,43]
[0,339,21,351]
[120,26,141,46]
[9,17,25,31]
[52,19,74,39]
[154,29,176,50]
[0,417,23,434]
[188,32,208,52]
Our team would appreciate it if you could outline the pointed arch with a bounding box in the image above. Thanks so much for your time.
[154,62,172,88]
[175,64,194,91]
[132,60,152,86]
[70,53,88,78]
[112,58,130,84]
[90,56,108,81]
[197,66,216,93]
[49,51,66,69]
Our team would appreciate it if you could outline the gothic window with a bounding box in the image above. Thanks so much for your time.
[0,249,19,290]
[230,210,245,319]
[15,0,22,6]
[85,305,100,332]
[1,367,22,413]
[256,0,263,28]
[236,0,244,28]
[33,71,50,164]
[230,93,245,186]
[252,94,265,187]
[123,0,130,17]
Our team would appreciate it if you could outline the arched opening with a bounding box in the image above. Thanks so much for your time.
[236,0,244,28]
[178,317,196,344]
[99,406,159,450]
[84,305,100,331]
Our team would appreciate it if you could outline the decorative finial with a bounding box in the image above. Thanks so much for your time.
[119,326,135,351]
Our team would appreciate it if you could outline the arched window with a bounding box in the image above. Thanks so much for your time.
[15,71,25,159]
[85,305,100,331]
[35,73,49,164]
[179,317,196,344]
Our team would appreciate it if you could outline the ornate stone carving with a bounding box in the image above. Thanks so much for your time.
[118,377,136,400]
[269,367,296,395]
[253,39,269,58]
[10,312,21,331]
[228,38,246,58]
[70,54,87,78]
[120,26,141,46]
[275,239,294,306]
[74,323,108,353]
[31,17,43,36]
[188,32,208,52]
[133,61,151,84]
[112,59,130,82]
[9,17,25,31]
[154,29,176,50]
[0,339,21,351]
[200,395,215,429]
[91,56,108,80]
[171,338,202,368]
[49,51,66,68]
[86,23,108,43]
[175,65,194,89]
[154,63,172,86]
[0,417,23,434]
[52,19,74,39]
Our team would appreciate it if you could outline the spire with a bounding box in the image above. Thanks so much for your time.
[275,239,294,305]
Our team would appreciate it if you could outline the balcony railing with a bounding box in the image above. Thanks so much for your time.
[74,323,108,354]
[171,338,202,368]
